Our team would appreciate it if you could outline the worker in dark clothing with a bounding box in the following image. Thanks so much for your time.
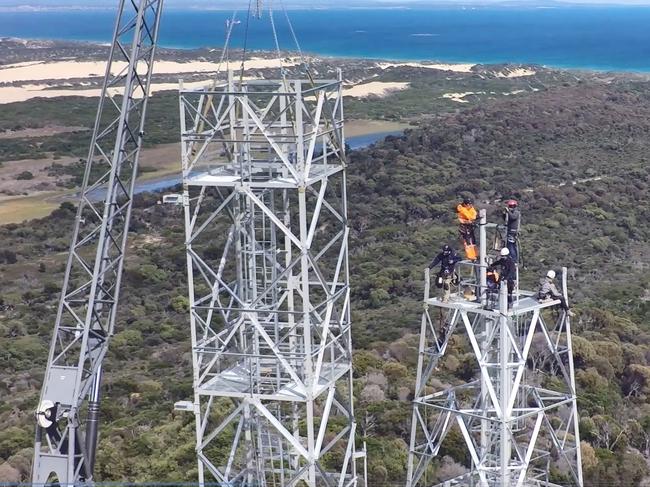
[429,244,462,302]
[537,270,575,316]
[503,199,521,262]
[488,247,517,307]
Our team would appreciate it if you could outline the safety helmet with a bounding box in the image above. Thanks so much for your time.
[442,244,452,254]
[547,270,556,279]
[506,199,518,208]
[500,247,510,256]
[462,197,472,205]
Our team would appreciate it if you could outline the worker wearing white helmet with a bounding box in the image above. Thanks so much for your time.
[487,246,517,308]
[537,269,574,316]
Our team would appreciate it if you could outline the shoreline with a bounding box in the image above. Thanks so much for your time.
[2,36,650,76]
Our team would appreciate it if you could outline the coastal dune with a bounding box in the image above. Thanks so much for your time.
[0,79,258,104]
[0,78,410,104]
[0,53,537,104]
[379,61,476,73]
[0,57,301,83]
[343,81,410,98]
[0,56,417,103]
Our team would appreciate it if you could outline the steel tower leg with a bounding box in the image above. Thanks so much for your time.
[498,283,512,486]
[32,0,164,483]
[179,74,361,486]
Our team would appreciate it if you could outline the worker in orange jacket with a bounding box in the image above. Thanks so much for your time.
[456,197,478,248]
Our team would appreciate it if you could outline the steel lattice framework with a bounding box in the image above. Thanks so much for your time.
[178,72,362,486]
[32,0,163,484]
[406,214,583,487]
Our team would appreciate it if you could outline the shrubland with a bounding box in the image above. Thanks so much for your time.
[2,74,650,485]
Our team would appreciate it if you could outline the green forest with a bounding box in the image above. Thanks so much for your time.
[2,71,650,486]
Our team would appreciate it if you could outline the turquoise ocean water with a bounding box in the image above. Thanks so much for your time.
[2,7,650,71]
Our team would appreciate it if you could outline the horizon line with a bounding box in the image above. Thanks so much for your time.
[4,1,650,10]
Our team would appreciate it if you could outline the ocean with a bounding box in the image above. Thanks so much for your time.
[2,6,650,72]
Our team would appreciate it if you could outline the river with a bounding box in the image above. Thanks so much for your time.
[130,129,403,196]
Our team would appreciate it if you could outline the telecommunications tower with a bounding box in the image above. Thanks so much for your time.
[406,211,583,487]
[178,67,362,485]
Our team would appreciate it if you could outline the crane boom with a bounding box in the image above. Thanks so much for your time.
[32,0,164,483]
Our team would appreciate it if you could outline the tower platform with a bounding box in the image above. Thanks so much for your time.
[426,291,562,317]
[186,163,343,189]
[198,361,350,402]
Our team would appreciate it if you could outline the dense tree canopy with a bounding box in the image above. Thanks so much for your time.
[2,71,650,485]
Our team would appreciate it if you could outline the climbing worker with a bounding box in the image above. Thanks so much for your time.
[537,270,574,316]
[456,197,478,260]
[503,199,521,262]
[487,247,517,307]
[428,244,462,303]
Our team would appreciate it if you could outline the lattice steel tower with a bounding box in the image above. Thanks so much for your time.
[32,0,163,483]
[406,211,583,487]
[178,70,362,486]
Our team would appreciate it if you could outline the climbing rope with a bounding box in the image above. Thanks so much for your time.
[268,2,287,81]
[280,0,309,75]
[239,0,254,86]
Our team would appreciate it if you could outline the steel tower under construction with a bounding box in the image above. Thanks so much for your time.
[178,70,362,486]
[406,211,583,487]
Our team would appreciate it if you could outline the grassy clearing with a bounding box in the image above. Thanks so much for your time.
[0,194,60,224]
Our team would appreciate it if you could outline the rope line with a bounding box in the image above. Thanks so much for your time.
[268,0,286,81]
[239,0,254,86]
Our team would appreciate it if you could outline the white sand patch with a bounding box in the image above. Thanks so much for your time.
[441,91,484,103]
[0,57,298,83]
[495,67,537,78]
[503,89,526,95]
[379,62,475,73]
[0,78,258,104]
[343,81,410,98]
